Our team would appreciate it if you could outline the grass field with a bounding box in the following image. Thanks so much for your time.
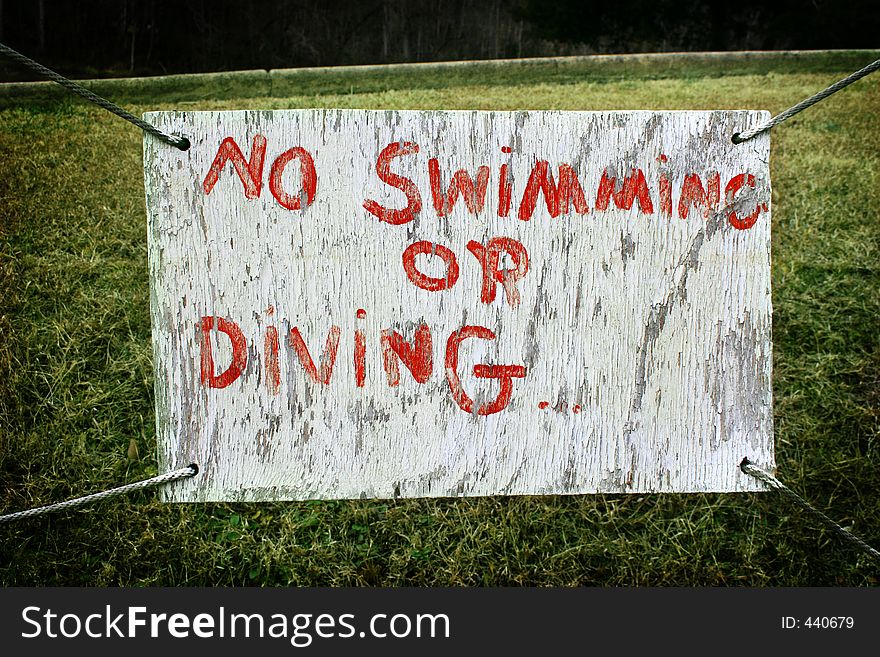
[0,54,878,585]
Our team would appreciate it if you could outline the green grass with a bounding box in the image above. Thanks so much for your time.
[3,49,877,107]
[1,56,878,585]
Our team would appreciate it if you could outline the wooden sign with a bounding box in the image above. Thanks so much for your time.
[143,109,773,501]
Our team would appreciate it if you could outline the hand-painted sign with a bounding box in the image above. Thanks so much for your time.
[144,109,773,501]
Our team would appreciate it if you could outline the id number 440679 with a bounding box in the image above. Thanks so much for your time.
[781,617,854,629]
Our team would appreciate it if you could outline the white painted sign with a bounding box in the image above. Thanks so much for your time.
[144,109,773,501]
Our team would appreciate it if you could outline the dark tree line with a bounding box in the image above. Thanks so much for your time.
[518,0,880,54]
[1,0,877,81]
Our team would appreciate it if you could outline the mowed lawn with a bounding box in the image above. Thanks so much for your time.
[0,55,878,585]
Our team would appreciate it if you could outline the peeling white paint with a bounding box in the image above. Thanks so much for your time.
[143,109,773,501]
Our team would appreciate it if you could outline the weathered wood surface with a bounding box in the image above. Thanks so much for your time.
[143,109,773,501]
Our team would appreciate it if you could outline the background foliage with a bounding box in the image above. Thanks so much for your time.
[1,0,879,80]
